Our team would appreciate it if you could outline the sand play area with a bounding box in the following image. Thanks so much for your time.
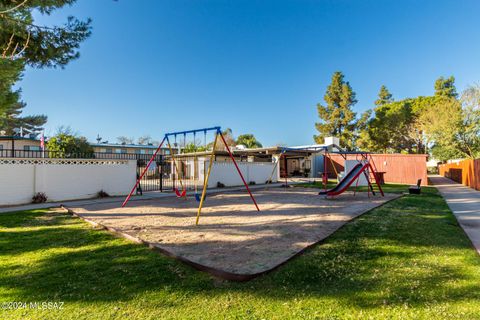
[67,188,400,280]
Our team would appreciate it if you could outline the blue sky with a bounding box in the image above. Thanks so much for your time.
[19,0,480,146]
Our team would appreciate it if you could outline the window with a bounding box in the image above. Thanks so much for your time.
[0,144,3,151]
[135,149,146,154]
[105,148,113,153]
[24,145,41,151]
[115,148,122,154]
[305,160,312,170]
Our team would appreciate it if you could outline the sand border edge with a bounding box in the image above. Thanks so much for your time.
[60,193,403,282]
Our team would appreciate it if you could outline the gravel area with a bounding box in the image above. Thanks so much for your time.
[68,188,400,276]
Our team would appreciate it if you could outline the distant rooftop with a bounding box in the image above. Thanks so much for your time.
[90,142,166,149]
[0,135,39,141]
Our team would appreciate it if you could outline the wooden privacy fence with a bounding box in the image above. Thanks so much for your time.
[438,159,480,191]
[327,154,428,186]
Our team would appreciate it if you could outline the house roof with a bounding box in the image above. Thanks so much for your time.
[173,145,320,158]
[90,143,166,149]
[0,135,39,141]
[172,142,343,158]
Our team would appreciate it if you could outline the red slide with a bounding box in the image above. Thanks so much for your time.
[319,163,370,196]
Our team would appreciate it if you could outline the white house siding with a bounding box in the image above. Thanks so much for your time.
[206,161,277,188]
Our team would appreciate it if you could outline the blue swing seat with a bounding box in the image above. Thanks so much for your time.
[195,193,206,202]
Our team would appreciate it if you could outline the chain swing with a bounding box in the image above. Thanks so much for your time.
[170,134,186,198]
[194,130,209,202]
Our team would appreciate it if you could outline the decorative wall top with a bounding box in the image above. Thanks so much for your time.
[0,158,130,166]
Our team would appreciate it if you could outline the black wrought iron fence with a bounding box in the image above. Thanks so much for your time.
[136,155,207,193]
[0,149,162,161]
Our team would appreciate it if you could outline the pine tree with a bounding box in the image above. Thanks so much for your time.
[374,85,394,106]
[0,1,92,68]
[314,72,357,150]
[0,0,91,135]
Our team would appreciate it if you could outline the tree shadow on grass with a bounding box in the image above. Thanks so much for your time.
[0,210,122,256]
[1,191,480,312]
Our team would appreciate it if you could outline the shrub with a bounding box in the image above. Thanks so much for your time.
[32,192,47,204]
[427,167,439,174]
[304,168,311,177]
[97,190,110,198]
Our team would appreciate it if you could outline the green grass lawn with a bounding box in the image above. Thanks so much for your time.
[1,187,479,319]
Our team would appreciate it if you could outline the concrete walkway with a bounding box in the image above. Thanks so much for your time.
[430,175,480,255]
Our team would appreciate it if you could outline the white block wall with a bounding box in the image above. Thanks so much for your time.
[0,158,136,205]
[207,161,277,188]
[0,161,36,205]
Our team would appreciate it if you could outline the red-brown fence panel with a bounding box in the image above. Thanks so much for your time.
[327,154,428,186]
[438,159,479,191]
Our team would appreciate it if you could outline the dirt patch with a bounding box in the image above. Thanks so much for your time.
[67,188,400,278]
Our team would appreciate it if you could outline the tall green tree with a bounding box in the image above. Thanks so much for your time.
[434,76,457,98]
[355,109,373,150]
[374,85,394,106]
[314,72,357,150]
[356,86,394,150]
[459,84,480,158]
[419,84,480,160]
[236,134,263,148]
[0,59,47,134]
[366,100,418,153]
[0,0,91,134]
[361,76,465,155]
[418,97,463,160]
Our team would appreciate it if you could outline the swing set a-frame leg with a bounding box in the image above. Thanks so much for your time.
[195,131,261,225]
[219,132,260,211]
[196,134,218,225]
[122,136,166,207]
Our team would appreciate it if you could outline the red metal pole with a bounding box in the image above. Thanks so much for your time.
[122,136,166,207]
[219,132,260,211]
[368,162,385,196]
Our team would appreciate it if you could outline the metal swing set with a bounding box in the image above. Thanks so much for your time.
[122,126,260,225]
